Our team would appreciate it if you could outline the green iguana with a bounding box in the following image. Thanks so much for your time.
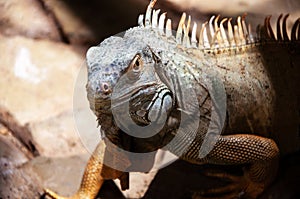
[45,0,300,198]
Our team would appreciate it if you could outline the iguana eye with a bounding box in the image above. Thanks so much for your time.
[133,56,142,71]
[101,82,111,94]
[127,54,143,80]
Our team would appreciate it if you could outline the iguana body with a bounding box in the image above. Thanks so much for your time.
[45,0,300,198]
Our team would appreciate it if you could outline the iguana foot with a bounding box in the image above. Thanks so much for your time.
[193,172,255,199]
[197,134,279,198]
[43,188,105,199]
[43,188,73,199]
[195,169,265,199]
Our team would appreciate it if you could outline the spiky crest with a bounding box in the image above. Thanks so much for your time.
[138,0,300,53]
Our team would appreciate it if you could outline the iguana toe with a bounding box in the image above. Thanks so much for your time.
[198,169,264,199]
[44,188,70,199]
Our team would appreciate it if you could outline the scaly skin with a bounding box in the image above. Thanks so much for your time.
[45,0,300,198]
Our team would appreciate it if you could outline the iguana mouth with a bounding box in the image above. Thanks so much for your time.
[87,80,157,114]
[110,83,157,109]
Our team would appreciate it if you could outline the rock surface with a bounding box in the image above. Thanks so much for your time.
[165,0,300,15]
[0,0,61,41]
[42,0,148,45]
[0,34,88,157]
[0,132,43,198]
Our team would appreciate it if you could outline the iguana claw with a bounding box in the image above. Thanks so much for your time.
[195,169,265,199]
[44,188,71,199]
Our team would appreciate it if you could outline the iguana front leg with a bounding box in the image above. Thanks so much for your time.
[199,134,279,198]
[44,139,130,199]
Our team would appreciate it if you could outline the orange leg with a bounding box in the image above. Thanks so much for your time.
[44,139,130,199]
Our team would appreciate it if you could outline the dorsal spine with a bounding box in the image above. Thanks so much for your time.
[138,0,300,54]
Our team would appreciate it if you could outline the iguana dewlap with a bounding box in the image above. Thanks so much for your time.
[45,0,300,198]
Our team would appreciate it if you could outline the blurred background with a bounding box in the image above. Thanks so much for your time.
[0,0,299,198]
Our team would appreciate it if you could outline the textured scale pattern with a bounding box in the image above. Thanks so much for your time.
[45,0,299,199]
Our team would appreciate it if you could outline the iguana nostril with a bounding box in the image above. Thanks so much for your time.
[101,82,111,94]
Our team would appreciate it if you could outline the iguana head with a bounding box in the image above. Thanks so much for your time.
[86,34,173,128]
[86,0,188,134]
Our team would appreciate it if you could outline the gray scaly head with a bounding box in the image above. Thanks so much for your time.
[86,0,177,143]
